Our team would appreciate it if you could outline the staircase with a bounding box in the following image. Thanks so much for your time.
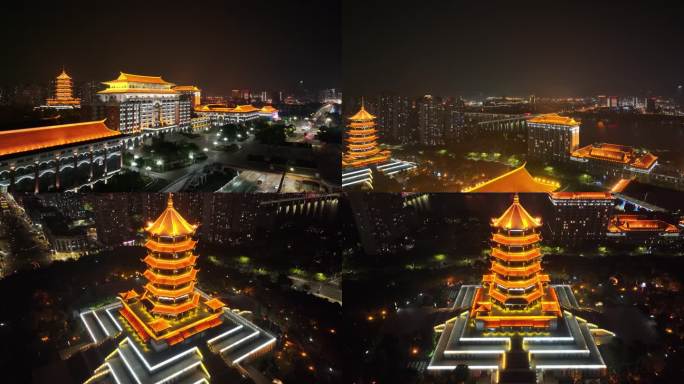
[499,335,536,384]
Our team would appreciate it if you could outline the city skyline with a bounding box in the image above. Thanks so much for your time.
[343,0,684,96]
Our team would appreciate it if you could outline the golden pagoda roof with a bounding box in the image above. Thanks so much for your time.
[462,164,559,193]
[528,113,579,127]
[204,297,225,311]
[145,194,197,237]
[119,289,139,301]
[571,143,657,170]
[0,120,120,157]
[492,194,542,230]
[608,215,679,233]
[260,105,277,113]
[105,72,174,85]
[348,105,376,121]
[56,70,72,80]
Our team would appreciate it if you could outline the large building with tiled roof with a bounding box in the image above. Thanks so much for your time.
[94,72,193,134]
[80,194,276,383]
[570,142,659,182]
[0,120,126,193]
[194,103,279,125]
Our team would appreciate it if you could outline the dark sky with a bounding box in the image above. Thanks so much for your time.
[343,0,684,97]
[0,0,340,94]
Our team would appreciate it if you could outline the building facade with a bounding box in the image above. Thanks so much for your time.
[527,114,580,163]
[0,120,126,193]
[45,69,81,109]
[94,72,192,134]
[546,192,615,246]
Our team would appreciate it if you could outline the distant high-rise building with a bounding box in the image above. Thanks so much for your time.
[607,96,619,108]
[597,95,607,108]
[646,97,657,113]
[546,192,615,246]
[527,114,580,163]
[45,69,81,109]
[79,80,99,106]
[374,94,410,144]
[417,95,445,146]
[348,193,409,255]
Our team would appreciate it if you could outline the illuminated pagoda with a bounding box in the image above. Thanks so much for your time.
[81,194,275,384]
[45,69,81,109]
[341,101,416,188]
[429,195,613,383]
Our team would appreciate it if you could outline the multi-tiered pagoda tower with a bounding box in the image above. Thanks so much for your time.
[471,194,562,329]
[118,194,225,347]
[341,101,416,188]
[46,69,81,108]
[429,195,612,381]
[342,102,390,169]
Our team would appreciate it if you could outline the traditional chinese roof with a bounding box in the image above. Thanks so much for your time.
[348,105,376,121]
[462,164,559,193]
[571,143,657,170]
[119,289,139,301]
[204,298,225,311]
[260,105,277,113]
[549,192,614,200]
[528,113,579,127]
[148,318,171,333]
[608,215,679,233]
[0,120,121,157]
[172,85,201,92]
[104,72,174,86]
[56,70,72,80]
[145,195,197,237]
[492,194,542,230]
[194,104,261,113]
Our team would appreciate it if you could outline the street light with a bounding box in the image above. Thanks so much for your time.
[203,147,209,152]
[156,159,163,166]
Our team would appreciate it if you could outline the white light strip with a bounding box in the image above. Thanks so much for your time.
[536,364,606,369]
[153,361,203,384]
[341,168,371,177]
[524,336,574,342]
[124,337,200,372]
[105,362,122,384]
[92,310,109,337]
[80,312,97,343]
[207,325,243,344]
[233,338,276,364]
[342,178,372,187]
[106,308,123,332]
[460,337,510,342]
[219,331,259,353]
[427,365,498,370]
[529,349,590,355]
[444,350,505,355]
[118,349,142,384]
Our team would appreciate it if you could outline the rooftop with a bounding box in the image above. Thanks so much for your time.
[145,195,197,237]
[608,215,679,233]
[571,143,658,170]
[348,105,376,121]
[462,164,560,193]
[527,113,579,127]
[0,120,121,157]
[492,194,541,230]
[549,192,615,200]
[104,72,174,85]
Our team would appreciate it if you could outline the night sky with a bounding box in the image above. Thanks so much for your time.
[0,0,340,94]
[343,0,684,97]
